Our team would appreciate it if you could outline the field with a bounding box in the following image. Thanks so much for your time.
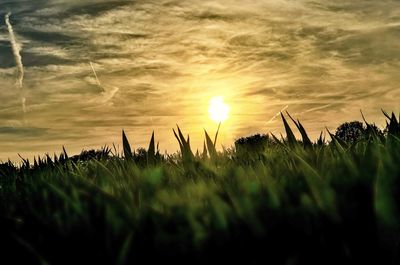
[1,112,400,264]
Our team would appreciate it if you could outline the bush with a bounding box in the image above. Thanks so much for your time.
[334,121,383,143]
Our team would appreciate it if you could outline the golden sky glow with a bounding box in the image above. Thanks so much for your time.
[0,0,399,161]
[209,96,230,123]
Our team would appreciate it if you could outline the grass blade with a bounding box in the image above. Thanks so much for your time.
[205,129,217,160]
[122,130,133,161]
[174,125,194,162]
[286,112,312,148]
[214,122,221,147]
[147,131,156,165]
[173,128,183,152]
[202,140,207,159]
[280,112,297,147]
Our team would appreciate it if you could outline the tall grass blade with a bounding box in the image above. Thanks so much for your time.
[18,154,29,168]
[280,112,297,147]
[267,133,285,149]
[174,125,194,162]
[122,130,133,161]
[202,140,207,159]
[327,128,347,152]
[176,125,187,146]
[286,112,312,148]
[62,146,69,160]
[382,109,391,120]
[147,131,155,164]
[173,129,183,151]
[214,122,221,147]
[270,133,283,146]
[317,131,325,146]
[205,129,217,160]
[360,110,381,141]
[382,109,399,135]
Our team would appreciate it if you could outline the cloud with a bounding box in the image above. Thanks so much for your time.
[5,12,24,87]
[0,126,48,137]
[5,12,26,113]
[0,0,400,160]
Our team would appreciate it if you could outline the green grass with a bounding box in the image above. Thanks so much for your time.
[1,112,400,264]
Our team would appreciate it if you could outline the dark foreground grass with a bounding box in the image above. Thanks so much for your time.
[1,112,400,264]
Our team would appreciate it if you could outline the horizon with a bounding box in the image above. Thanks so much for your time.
[0,111,392,163]
[0,0,399,161]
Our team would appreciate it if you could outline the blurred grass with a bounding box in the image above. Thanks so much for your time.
[0,112,400,264]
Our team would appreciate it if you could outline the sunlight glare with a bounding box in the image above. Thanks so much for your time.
[209,96,230,123]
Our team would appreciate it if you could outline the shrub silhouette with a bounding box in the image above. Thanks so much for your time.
[335,121,365,143]
[70,147,111,162]
[335,121,383,143]
[234,134,276,160]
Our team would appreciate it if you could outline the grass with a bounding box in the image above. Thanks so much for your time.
[0,112,400,264]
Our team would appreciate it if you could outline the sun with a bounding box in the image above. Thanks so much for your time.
[209,96,230,123]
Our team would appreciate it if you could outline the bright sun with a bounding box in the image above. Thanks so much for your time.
[209,96,230,123]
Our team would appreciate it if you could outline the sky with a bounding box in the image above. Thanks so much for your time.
[0,0,399,161]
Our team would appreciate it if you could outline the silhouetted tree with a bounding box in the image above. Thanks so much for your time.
[335,121,383,143]
[133,147,148,166]
[335,121,365,143]
[70,147,111,162]
[234,134,278,160]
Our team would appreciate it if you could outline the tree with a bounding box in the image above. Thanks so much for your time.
[334,121,383,143]
[335,121,365,143]
[235,134,276,155]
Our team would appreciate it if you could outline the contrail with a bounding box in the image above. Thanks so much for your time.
[84,62,119,109]
[301,103,333,114]
[90,61,103,89]
[5,12,26,112]
[267,105,289,124]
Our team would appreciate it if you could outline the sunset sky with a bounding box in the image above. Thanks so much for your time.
[0,0,399,161]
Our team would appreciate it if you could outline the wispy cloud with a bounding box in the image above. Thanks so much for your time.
[5,12,25,113]
[0,0,400,161]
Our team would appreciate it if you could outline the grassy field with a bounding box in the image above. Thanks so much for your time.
[1,112,400,264]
